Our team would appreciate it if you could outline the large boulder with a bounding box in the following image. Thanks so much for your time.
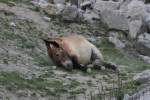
[83,9,100,23]
[135,32,150,56]
[133,70,150,84]
[126,0,146,20]
[128,20,143,38]
[94,0,120,13]
[61,5,83,22]
[101,9,128,31]
[93,0,147,39]
[127,0,146,38]
[93,0,129,31]
[53,0,65,4]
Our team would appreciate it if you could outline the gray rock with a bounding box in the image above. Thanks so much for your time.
[80,1,93,10]
[108,31,125,48]
[43,16,51,21]
[133,70,150,84]
[61,5,79,21]
[136,32,150,56]
[83,9,100,23]
[53,0,65,4]
[96,0,146,39]
[101,9,128,31]
[109,36,125,49]
[139,55,150,64]
[9,22,16,27]
[127,0,146,39]
[145,14,150,32]
[123,94,130,100]
[94,0,120,12]
[120,0,132,10]
[43,4,57,16]
[31,0,49,8]
[55,3,65,14]
[123,85,150,100]
[126,0,146,20]
[146,4,150,13]
[128,20,143,38]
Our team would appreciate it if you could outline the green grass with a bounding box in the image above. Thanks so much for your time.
[0,72,66,95]
[0,0,18,3]
[0,31,36,49]
[33,54,54,67]
[0,0,30,4]
[99,38,150,72]
[0,71,82,96]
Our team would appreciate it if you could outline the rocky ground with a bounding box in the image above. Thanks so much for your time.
[0,0,150,100]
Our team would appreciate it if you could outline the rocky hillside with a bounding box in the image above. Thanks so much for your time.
[0,0,150,100]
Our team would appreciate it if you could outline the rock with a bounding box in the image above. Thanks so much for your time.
[127,0,146,38]
[145,14,150,32]
[123,94,130,100]
[94,1,120,12]
[133,70,150,84]
[43,4,57,16]
[146,4,150,13]
[94,0,146,39]
[127,0,146,18]
[43,16,51,21]
[139,55,150,64]
[52,66,57,70]
[31,0,49,8]
[86,68,92,73]
[109,36,125,49]
[123,85,150,100]
[61,5,79,22]
[108,31,125,49]
[101,9,128,31]
[53,0,65,4]
[120,0,132,10]
[55,3,65,14]
[83,9,100,23]
[80,1,93,10]
[9,22,16,27]
[128,20,143,38]
[136,32,150,56]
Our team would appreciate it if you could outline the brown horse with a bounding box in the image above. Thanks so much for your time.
[43,34,117,71]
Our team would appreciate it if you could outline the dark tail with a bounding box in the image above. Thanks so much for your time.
[103,61,118,71]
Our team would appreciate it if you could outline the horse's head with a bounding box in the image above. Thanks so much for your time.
[43,39,73,70]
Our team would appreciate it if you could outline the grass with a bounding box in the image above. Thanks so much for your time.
[99,38,150,73]
[0,0,30,4]
[0,71,67,96]
[0,71,83,96]
[33,54,54,67]
[0,0,19,3]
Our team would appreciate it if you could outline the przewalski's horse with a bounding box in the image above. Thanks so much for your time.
[43,34,117,71]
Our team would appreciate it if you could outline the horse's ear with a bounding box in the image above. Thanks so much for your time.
[42,38,62,48]
[49,41,60,48]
